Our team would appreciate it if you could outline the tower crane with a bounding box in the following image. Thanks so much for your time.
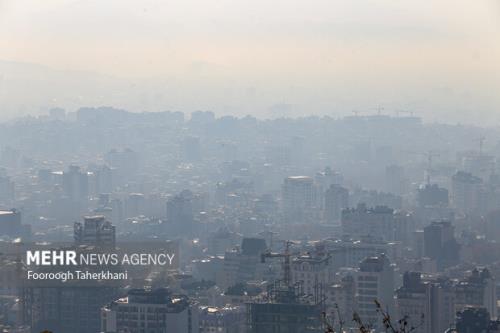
[406,150,440,185]
[261,240,295,287]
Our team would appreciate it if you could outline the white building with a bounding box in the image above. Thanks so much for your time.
[356,254,395,329]
[282,176,316,224]
[341,204,395,241]
[291,254,334,296]
[323,237,393,271]
[326,273,357,328]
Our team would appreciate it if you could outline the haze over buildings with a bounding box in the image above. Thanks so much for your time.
[0,0,500,124]
[1,1,500,332]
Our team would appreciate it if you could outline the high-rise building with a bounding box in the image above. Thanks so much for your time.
[327,274,356,327]
[456,307,500,333]
[126,193,146,218]
[62,165,89,202]
[324,184,349,224]
[110,198,124,226]
[356,254,394,329]
[74,215,116,248]
[291,254,333,296]
[0,210,22,238]
[104,148,139,185]
[315,167,344,208]
[282,176,316,224]
[221,238,267,290]
[385,164,406,196]
[246,281,323,333]
[0,175,15,204]
[101,288,199,333]
[461,152,496,182]
[323,237,391,271]
[417,184,449,208]
[392,211,416,244]
[167,190,195,235]
[395,272,430,333]
[265,146,291,166]
[455,268,497,319]
[93,165,113,194]
[199,306,246,333]
[429,277,456,333]
[451,171,482,214]
[395,272,456,333]
[423,220,460,270]
[182,136,202,162]
[341,203,394,241]
[24,286,119,333]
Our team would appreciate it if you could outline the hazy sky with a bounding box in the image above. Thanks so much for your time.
[1,0,499,123]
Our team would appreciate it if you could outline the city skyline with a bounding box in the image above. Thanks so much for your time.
[1,0,499,124]
[1,2,500,332]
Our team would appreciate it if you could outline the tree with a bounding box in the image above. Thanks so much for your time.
[323,300,424,333]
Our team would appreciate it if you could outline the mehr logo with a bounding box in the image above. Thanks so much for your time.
[27,250,77,265]
[26,250,176,266]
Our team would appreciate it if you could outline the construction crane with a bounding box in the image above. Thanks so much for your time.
[261,240,295,287]
[406,150,440,185]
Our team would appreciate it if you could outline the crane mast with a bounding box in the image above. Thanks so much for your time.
[261,240,293,287]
